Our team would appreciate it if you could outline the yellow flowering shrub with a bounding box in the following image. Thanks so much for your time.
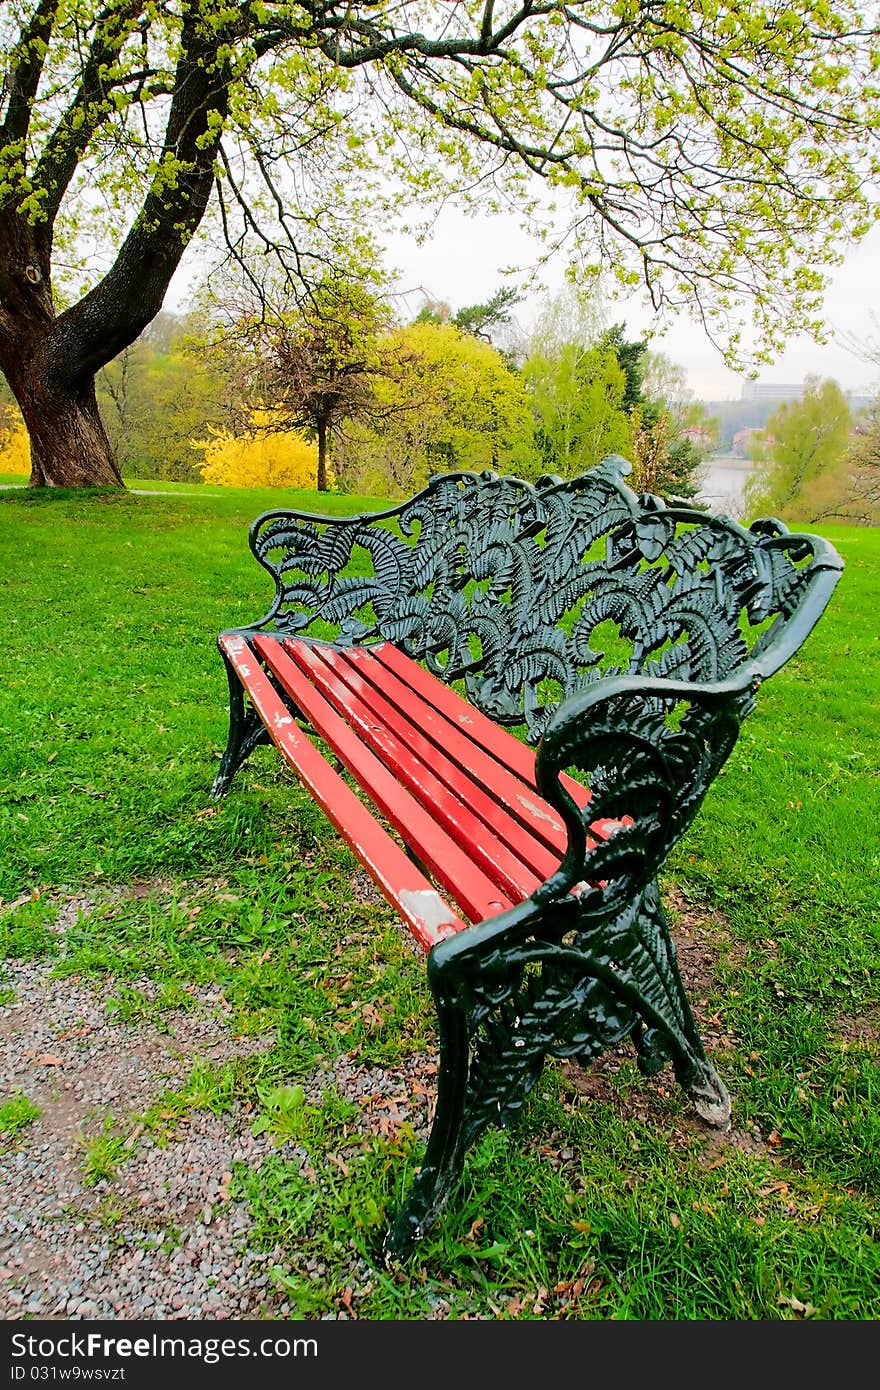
[194,411,322,488]
[0,419,30,475]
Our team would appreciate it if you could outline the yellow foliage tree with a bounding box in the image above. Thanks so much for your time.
[0,416,31,476]
[340,321,539,495]
[194,411,322,489]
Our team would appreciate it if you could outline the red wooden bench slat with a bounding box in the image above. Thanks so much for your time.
[339,643,570,853]
[218,633,467,951]
[305,641,565,881]
[250,634,514,926]
[371,641,541,782]
[370,642,624,843]
[284,639,550,898]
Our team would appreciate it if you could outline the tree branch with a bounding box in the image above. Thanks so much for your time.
[34,1,156,225]
[0,0,60,146]
[49,14,234,380]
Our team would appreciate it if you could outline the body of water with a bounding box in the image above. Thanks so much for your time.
[696,455,755,518]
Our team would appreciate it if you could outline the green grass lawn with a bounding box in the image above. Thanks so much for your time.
[1,481,878,1319]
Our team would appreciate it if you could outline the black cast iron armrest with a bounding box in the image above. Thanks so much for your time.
[395,668,754,1255]
[531,668,759,907]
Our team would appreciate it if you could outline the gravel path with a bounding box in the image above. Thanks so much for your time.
[0,950,425,1320]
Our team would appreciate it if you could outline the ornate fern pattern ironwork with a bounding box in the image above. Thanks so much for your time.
[248,457,840,742]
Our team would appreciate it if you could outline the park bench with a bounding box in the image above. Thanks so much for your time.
[211,455,843,1259]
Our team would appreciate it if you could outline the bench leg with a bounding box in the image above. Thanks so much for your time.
[383,990,475,1261]
[384,887,730,1259]
[629,879,730,1127]
[211,650,272,797]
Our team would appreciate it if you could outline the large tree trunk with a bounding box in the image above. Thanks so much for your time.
[5,351,123,488]
[0,218,123,488]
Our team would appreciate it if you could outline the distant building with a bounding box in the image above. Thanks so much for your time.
[740,381,803,404]
[702,382,874,452]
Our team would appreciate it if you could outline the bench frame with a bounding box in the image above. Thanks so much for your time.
[211,456,843,1258]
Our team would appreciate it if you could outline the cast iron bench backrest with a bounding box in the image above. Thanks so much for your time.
[245,456,843,743]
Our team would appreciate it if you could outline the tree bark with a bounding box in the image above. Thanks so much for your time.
[0,221,122,487]
[5,349,123,488]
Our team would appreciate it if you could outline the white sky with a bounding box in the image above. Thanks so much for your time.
[377,208,880,403]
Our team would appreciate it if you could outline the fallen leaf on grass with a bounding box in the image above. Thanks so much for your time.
[123,1123,144,1150]
[778,1294,816,1316]
[553,1263,594,1299]
[2,891,41,914]
[555,1277,585,1299]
